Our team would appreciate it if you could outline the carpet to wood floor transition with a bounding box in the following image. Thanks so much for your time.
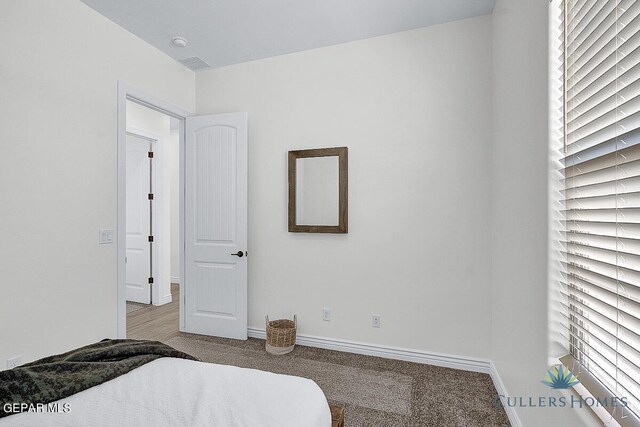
[127,287,510,426]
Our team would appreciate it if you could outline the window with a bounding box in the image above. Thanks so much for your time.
[561,0,640,424]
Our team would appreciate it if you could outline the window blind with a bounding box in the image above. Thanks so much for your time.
[562,0,640,423]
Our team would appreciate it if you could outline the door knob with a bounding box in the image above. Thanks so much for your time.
[231,251,244,257]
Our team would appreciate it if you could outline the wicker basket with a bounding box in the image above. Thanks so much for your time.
[265,315,297,355]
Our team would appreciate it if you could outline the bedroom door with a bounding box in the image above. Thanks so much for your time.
[183,113,248,339]
[125,134,152,304]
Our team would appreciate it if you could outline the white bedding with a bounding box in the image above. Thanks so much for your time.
[0,358,331,427]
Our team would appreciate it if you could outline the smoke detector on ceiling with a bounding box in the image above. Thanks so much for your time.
[172,36,188,48]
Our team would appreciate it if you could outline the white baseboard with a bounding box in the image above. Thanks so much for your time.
[153,293,173,306]
[247,327,491,374]
[489,361,522,427]
[170,276,181,285]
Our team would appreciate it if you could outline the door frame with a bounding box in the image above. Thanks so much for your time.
[117,81,192,338]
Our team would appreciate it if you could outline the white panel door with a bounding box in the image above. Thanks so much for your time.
[126,134,151,304]
[184,113,248,339]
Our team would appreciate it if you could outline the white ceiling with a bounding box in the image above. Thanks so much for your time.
[80,0,495,71]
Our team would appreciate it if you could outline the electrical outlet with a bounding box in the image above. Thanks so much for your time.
[7,355,22,369]
[322,308,331,321]
[372,315,381,328]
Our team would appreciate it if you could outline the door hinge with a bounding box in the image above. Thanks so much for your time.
[148,151,154,158]
[148,235,154,242]
[148,277,154,284]
[148,193,154,200]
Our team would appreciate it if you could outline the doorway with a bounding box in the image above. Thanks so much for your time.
[117,82,190,339]
[117,82,249,342]
[123,100,183,341]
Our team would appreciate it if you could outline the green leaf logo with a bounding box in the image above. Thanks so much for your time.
[541,365,580,389]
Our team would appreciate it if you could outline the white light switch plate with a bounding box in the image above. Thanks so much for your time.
[99,229,114,244]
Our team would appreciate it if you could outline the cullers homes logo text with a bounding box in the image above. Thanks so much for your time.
[493,365,629,410]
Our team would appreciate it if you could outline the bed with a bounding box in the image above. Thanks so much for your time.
[0,340,332,427]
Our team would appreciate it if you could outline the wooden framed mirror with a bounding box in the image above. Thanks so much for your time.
[288,147,348,233]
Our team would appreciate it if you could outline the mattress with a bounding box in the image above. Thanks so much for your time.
[0,358,331,427]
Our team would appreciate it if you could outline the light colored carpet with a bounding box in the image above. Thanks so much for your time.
[126,302,147,314]
[163,334,510,426]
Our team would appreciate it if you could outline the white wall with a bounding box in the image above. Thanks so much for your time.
[490,1,597,425]
[196,16,493,358]
[0,0,194,366]
[126,101,175,305]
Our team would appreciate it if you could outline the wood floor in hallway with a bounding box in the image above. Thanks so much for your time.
[126,283,180,342]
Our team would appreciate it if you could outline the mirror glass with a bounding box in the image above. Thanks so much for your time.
[296,156,339,226]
